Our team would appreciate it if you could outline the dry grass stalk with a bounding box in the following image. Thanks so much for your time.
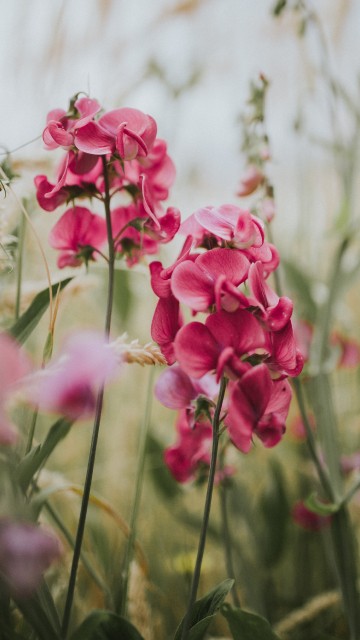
[113,333,166,366]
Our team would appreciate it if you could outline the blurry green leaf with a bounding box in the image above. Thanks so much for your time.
[174,579,234,640]
[258,461,289,567]
[15,592,61,640]
[7,278,73,344]
[16,418,73,491]
[113,269,133,324]
[221,604,281,639]
[305,492,340,516]
[146,431,182,499]
[282,259,317,323]
[70,610,144,640]
[272,0,287,16]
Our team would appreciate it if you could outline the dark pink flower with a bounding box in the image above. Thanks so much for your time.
[0,518,61,597]
[171,247,249,312]
[225,364,291,452]
[164,410,213,483]
[266,320,304,377]
[27,332,119,419]
[174,308,266,380]
[0,335,30,445]
[292,501,331,532]
[151,296,183,365]
[49,206,107,268]
[149,236,193,299]
[248,261,293,331]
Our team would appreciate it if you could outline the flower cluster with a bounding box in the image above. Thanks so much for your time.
[151,203,303,481]
[35,94,178,267]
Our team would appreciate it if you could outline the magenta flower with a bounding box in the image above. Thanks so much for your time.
[151,296,183,365]
[248,261,293,331]
[164,410,213,483]
[74,107,157,160]
[43,97,101,151]
[174,308,266,380]
[181,204,264,249]
[0,335,30,445]
[171,247,250,312]
[27,332,119,419]
[49,206,107,268]
[0,518,61,598]
[225,364,292,452]
[266,320,304,377]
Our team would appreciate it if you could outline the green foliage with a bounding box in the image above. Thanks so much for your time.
[113,269,133,325]
[7,278,73,344]
[282,259,317,323]
[16,418,73,491]
[257,460,290,568]
[272,0,287,17]
[14,589,61,640]
[174,579,234,640]
[221,604,281,640]
[146,431,183,500]
[69,610,145,640]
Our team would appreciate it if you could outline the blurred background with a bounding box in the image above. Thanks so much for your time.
[1,2,360,638]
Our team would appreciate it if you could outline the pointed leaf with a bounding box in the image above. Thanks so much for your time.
[16,418,73,490]
[7,278,73,344]
[70,610,145,640]
[221,604,281,640]
[174,579,234,640]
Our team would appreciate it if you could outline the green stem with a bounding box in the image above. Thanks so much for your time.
[61,156,115,639]
[120,367,154,617]
[25,408,39,456]
[15,210,26,320]
[218,478,241,608]
[180,376,227,640]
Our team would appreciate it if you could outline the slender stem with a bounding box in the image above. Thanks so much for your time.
[218,478,241,608]
[120,367,154,617]
[25,408,39,456]
[61,156,115,639]
[15,210,26,320]
[180,376,227,640]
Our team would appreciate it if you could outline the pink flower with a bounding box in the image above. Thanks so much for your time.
[0,518,61,598]
[155,366,218,411]
[237,165,264,197]
[266,320,304,377]
[332,333,360,369]
[164,410,213,483]
[0,335,30,445]
[27,332,119,419]
[151,296,183,365]
[74,107,157,160]
[225,364,292,452]
[43,97,101,150]
[49,206,107,268]
[292,501,331,532]
[170,247,250,312]
[174,308,266,380]
[248,261,293,331]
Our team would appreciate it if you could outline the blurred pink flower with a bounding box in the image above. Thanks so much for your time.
[49,206,107,268]
[0,518,61,598]
[0,335,30,445]
[237,165,264,197]
[292,500,331,532]
[27,332,120,420]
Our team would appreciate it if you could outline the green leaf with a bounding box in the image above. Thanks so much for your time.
[305,492,339,516]
[257,461,289,567]
[7,278,73,344]
[15,592,61,640]
[272,0,287,16]
[282,259,317,323]
[221,604,281,640]
[174,579,234,640]
[70,610,145,640]
[16,418,73,491]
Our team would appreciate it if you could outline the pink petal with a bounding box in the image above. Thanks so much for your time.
[206,308,266,355]
[74,121,115,155]
[174,323,220,378]
[155,366,197,409]
[171,260,215,311]
[151,297,182,364]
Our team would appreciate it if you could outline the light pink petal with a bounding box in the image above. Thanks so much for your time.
[174,323,220,378]
[46,121,73,147]
[155,366,197,409]
[74,121,115,155]
[237,165,264,197]
[195,206,234,240]
[75,97,101,119]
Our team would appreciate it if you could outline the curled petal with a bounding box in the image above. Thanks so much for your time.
[74,121,115,155]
